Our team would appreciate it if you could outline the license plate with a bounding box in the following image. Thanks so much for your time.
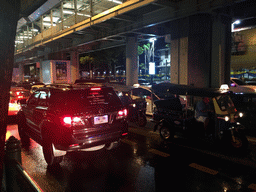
[94,115,108,125]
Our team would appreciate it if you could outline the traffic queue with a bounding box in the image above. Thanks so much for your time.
[9,78,256,164]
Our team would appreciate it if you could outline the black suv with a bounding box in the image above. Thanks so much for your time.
[17,85,128,165]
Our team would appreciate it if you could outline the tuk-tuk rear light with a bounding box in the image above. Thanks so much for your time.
[238,112,243,118]
[224,116,230,122]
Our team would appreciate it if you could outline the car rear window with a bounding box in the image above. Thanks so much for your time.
[50,87,122,108]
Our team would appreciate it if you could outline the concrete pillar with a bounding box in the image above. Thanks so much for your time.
[70,50,79,83]
[18,63,25,82]
[170,17,189,85]
[211,14,232,88]
[170,37,188,85]
[170,13,231,88]
[60,1,64,30]
[126,36,138,86]
[39,58,43,82]
[187,14,212,88]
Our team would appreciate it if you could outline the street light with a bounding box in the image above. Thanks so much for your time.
[148,37,157,84]
[232,20,241,32]
[149,37,156,43]
[149,37,156,62]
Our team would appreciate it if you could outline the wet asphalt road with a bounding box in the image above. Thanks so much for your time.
[6,117,256,192]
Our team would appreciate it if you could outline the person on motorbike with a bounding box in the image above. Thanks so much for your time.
[195,97,214,135]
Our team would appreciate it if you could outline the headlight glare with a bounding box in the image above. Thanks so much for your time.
[238,112,243,118]
[224,116,230,122]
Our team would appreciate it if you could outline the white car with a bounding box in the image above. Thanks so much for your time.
[8,87,30,116]
[128,85,186,115]
[129,86,160,115]
[229,78,256,93]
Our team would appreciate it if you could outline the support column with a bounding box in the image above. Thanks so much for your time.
[170,13,231,88]
[70,50,79,83]
[170,17,189,85]
[211,14,232,88]
[126,36,138,86]
[60,1,64,30]
[19,62,25,82]
[187,14,212,87]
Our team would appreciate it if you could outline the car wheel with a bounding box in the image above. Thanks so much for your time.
[17,117,30,146]
[138,114,147,127]
[42,139,63,166]
[229,132,248,152]
[159,125,174,141]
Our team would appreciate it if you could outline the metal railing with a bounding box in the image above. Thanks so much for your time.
[3,136,43,192]
[15,0,128,53]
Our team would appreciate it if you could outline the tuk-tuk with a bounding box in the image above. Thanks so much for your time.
[110,84,147,127]
[117,91,147,127]
[152,83,248,152]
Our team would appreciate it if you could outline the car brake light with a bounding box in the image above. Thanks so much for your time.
[62,116,85,127]
[91,87,101,91]
[63,117,72,125]
[116,109,128,120]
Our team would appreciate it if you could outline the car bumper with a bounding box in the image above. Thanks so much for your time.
[8,104,20,116]
[54,121,128,151]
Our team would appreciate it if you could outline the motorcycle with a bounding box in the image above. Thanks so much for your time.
[152,83,248,152]
[118,91,147,127]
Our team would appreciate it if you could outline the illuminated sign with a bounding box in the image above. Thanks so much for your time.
[149,62,155,75]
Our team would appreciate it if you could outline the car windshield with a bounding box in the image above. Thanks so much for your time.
[153,89,176,99]
[51,88,122,108]
[232,79,247,85]
[10,88,30,98]
[216,94,236,112]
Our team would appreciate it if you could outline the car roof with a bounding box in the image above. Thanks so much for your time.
[10,86,30,91]
[36,84,113,92]
[152,83,224,97]
[74,78,107,84]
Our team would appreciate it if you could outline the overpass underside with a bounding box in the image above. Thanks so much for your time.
[14,0,255,87]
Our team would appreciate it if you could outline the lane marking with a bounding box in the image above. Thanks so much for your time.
[247,137,256,143]
[148,149,170,157]
[122,138,137,146]
[248,183,256,190]
[128,127,149,137]
[189,163,218,175]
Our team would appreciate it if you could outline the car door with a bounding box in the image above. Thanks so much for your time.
[140,88,154,115]
[33,90,49,138]
[23,91,40,133]
[129,88,153,115]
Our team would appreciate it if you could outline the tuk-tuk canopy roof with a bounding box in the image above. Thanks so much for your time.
[152,83,225,98]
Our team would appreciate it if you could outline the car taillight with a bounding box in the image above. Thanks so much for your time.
[15,92,24,99]
[116,109,128,120]
[62,116,85,127]
[90,87,101,91]
[63,117,72,125]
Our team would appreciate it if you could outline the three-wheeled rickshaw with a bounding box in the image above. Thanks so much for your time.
[152,83,248,152]
[109,83,147,127]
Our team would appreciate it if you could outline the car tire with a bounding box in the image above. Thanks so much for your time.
[159,125,174,141]
[138,114,147,127]
[17,116,30,146]
[42,139,63,166]
[229,132,248,152]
